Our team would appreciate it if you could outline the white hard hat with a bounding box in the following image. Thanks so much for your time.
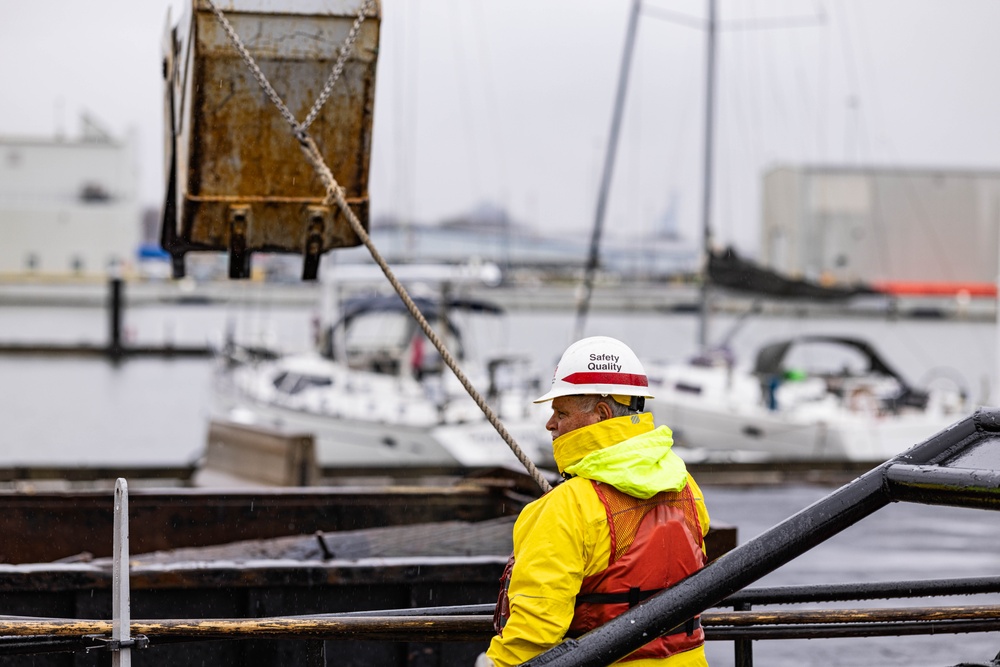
[534,336,653,403]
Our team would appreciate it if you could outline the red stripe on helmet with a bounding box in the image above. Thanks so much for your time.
[561,372,648,387]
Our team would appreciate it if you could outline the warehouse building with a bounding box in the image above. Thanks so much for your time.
[761,165,1000,295]
[0,116,140,276]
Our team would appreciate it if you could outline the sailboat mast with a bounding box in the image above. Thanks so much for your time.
[572,0,642,341]
[697,0,718,351]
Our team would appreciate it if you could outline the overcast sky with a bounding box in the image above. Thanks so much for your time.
[3,0,1000,256]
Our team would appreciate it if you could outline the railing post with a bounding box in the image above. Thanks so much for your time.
[733,601,753,667]
[305,640,326,666]
[113,478,132,667]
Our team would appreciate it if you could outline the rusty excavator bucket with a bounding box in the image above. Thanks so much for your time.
[160,0,380,281]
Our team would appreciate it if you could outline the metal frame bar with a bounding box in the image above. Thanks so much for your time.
[726,576,1000,606]
[228,206,252,279]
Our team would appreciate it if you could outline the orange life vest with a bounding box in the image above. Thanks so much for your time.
[493,552,516,635]
[569,480,706,661]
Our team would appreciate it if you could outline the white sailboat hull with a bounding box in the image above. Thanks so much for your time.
[213,352,555,471]
[646,339,968,463]
[655,391,961,462]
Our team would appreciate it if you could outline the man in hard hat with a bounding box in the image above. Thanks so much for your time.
[479,336,711,667]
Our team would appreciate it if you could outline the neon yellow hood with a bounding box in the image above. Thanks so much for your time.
[553,413,689,499]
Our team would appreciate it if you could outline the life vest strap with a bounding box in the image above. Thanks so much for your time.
[566,615,700,639]
[575,586,662,607]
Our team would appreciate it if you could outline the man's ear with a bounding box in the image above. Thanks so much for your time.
[595,400,615,421]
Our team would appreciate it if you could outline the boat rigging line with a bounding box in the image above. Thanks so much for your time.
[204,0,552,494]
[572,0,641,342]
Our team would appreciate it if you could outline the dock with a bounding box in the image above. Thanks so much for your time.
[0,275,995,320]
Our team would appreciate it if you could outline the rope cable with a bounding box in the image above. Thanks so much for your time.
[469,0,512,217]
[204,0,552,494]
[839,4,874,163]
[446,0,484,200]
[298,136,551,494]
[817,1,831,159]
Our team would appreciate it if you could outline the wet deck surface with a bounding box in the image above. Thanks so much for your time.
[702,483,1000,667]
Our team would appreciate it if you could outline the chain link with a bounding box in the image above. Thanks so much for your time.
[203,1,553,494]
[204,0,374,137]
[299,0,377,132]
[204,0,300,131]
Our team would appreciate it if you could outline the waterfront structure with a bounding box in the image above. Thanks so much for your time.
[328,214,700,282]
[761,165,1000,294]
[0,116,140,276]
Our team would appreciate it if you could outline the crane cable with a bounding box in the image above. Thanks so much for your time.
[204,0,552,494]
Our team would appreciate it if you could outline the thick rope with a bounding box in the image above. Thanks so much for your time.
[298,138,551,493]
[205,2,552,493]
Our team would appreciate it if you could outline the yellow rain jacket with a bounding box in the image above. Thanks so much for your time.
[486,413,710,667]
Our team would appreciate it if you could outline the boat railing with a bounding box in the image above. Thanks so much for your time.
[3,579,1000,663]
[715,577,1000,666]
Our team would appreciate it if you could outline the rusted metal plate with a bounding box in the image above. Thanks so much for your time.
[124,517,517,566]
[162,0,379,278]
[0,486,518,564]
[0,558,500,666]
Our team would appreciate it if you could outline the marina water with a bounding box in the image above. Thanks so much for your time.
[1,296,998,665]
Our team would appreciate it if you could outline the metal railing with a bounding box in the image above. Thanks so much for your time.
[2,408,1000,665]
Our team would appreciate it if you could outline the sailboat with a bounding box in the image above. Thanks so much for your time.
[645,333,968,461]
[575,0,969,462]
[211,268,555,471]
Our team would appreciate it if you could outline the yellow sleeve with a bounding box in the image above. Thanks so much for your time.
[686,475,711,539]
[486,479,606,667]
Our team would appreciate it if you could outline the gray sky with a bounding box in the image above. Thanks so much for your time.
[3,0,1000,256]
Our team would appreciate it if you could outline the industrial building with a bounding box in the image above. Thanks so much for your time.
[0,117,141,276]
[761,165,1000,295]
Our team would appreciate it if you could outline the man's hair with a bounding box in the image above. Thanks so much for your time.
[574,394,636,419]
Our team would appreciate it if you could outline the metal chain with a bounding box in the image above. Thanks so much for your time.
[299,0,377,132]
[204,0,373,135]
[205,2,553,494]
